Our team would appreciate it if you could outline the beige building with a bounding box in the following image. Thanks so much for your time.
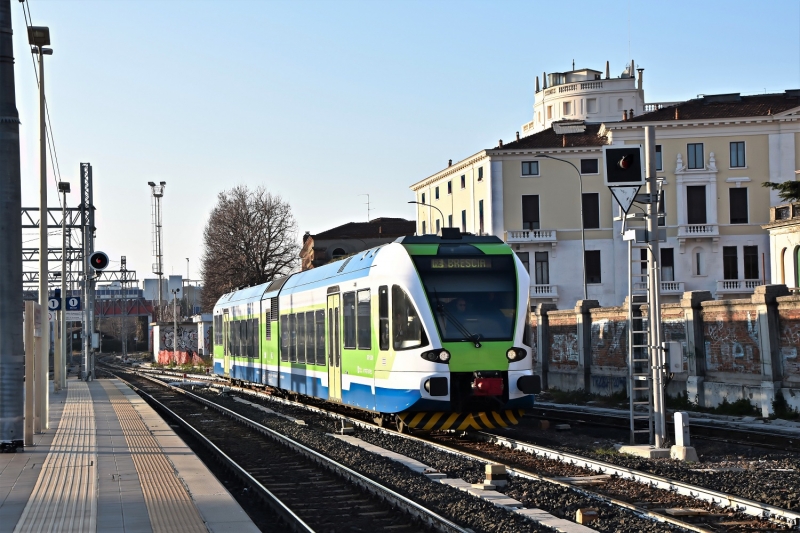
[763,200,800,290]
[411,87,800,308]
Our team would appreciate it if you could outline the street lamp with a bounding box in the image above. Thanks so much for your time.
[533,153,588,301]
[148,181,166,321]
[408,200,446,234]
[58,181,70,388]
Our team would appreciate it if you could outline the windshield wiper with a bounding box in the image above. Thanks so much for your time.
[433,290,482,348]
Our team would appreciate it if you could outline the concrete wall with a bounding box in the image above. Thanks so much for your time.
[533,285,800,416]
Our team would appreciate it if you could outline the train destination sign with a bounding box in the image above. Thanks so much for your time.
[431,258,492,270]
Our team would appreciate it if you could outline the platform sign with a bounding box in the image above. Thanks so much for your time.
[48,296,61,311]
[65,310,83,321]
[66,296,81,311]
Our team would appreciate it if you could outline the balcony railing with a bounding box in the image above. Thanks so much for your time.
[530,284,558,299]
[633,281,685,295]
[506,229,557,243]
[716,279,765,293]
[644,101,683,112]
[678,224,719,238]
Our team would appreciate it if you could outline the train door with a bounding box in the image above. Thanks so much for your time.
[326,293,342,402]
[223,310,230,376]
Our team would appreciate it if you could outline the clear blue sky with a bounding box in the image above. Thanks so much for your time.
[14,0,800,282]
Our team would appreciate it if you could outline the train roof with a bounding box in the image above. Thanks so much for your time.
[281,245,383,294]
[394,233,504,245]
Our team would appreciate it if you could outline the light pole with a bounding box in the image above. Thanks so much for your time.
[408,200,446,234]
[29,26,52,428]
[58,181,70,388]
[534,153,588,301]
[148,181,166,321]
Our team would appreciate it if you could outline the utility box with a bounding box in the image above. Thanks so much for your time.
[92,332,100,350]
[665,341,682,373]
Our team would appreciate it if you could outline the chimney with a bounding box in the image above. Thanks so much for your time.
[630,59,635,78]
[674,108,680,120]
[448,159,452,167]
[562,135,566,147]
[535,76,540,93]
[605,61,610,79]
[542,72,547,89]
[637,68,644,90]
[498,139,503,148]
[516,131,520,141]
[629,108,634,119]
[623,110,628,121]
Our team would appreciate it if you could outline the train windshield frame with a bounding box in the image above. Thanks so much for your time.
[412,254,517,342]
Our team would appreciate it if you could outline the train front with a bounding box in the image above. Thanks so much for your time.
[395,233,541,431]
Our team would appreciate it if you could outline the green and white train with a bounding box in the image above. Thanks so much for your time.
[212,232,541,431]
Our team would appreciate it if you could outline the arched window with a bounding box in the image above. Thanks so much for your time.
[780,247,787,284]
[617,98,624,111]
[795,246,800,288]
[331,248,346,260]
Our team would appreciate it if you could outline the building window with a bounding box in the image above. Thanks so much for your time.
[580,159,598,174]
[516,252,529,273]
[686,185,707,224]
[478,200,484,235]
[535,251,549,285]
[563,101,572,115]
[585,250,601,284]
[421,193,425,204]
[582,193,600,229]
[744,246,759,279]
[693,248,704,276]
[687,143,704,169]
[461,210,466,232]
[729,188,748,224]
[435,186,439,200]
[730,141,746,168]
[587,98,597,113]
[655,145,663,171]
[447,181,452,195]
[723,246,738,280]
[522,195,540,230]
[447,214,452,227]
[477,167,483,181]
[546,105,552,119]
[617,98,623,111]
[435,219,440,233]
[521,161,539,176]
[460,175,466,189]
[661,248,674,282]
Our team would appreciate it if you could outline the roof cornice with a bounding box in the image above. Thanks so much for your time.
[410,151,489,191]
[606,112,800,130]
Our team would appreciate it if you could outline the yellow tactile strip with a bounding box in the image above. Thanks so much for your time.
[101,381,208,533]
[14,381,97,533]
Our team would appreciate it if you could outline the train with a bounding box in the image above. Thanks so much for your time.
[212,230,541,431]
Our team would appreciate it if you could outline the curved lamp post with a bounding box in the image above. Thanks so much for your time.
[534,153,588,301]
[408,200,446,234]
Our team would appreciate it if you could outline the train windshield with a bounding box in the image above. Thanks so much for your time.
[412,254,517,342]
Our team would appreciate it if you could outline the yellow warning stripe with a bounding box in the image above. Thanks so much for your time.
[399,409,526,431]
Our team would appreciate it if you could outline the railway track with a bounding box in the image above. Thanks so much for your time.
[106,369,469,533]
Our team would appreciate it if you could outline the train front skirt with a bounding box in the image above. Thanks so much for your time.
[396,409,525,431]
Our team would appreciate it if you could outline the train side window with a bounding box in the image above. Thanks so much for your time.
[392,285,427,350]
[315,310,325,365]
[379,285,389,351]
[241,319,248,358]
[251,318,259,358]
[305,311,315,364]
[343,292,356,349]
[280,315,289,361]
[297,311,306,364]
[233,319,241,357]
[357,289,371,350]
[289,314,297,362]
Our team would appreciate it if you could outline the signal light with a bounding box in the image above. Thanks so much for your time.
[617,154,634,170]
[89,251,109,271]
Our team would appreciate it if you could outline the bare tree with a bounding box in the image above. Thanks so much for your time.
[201,185,299,311]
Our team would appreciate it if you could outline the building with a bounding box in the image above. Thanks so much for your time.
[763,200,800,290]
[299,218,415,270]
[410,62,800,307]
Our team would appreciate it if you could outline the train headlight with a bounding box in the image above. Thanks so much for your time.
[506,347,527,362]
[438,350,451,363]
[420,349,451,364]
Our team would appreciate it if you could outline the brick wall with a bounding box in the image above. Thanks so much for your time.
[701,300,762,374]
[548,311,578,370]
[778,297,800,380]
[590,307,628,368]
[661,304,688,372]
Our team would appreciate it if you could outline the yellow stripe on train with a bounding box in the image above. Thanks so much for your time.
[397,410,525,431]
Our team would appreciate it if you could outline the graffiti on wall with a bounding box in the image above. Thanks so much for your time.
[591,318,627,368]
[703,308,761,374]
[529,320,538,364]
[158,324,208,366]
[591,374,627,394]
[551,332,579,365]
[779,307,800,376]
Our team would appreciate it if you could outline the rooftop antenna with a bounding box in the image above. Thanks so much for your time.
[358,194,374,222]
[572,59,575,71]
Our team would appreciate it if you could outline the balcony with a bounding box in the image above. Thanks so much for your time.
[677,224,719,252]
[716,279,765,294]
[633,281,685,295]
[530,284,558,300]
[506,229,557,244]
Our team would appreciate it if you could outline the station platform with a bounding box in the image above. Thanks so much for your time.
[0,379,261,533]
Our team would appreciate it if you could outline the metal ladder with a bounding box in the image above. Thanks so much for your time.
[627,240,653,445]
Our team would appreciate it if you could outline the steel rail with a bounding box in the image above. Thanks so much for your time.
[127,370,471,533]
[478,432,800,526]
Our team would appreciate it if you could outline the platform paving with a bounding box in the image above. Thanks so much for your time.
[0,378,261,533]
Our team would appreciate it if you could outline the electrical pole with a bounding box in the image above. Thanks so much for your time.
[645,126,666,447]
[81,163,95,380]
[0,0,25,451]
[59,182,69,389]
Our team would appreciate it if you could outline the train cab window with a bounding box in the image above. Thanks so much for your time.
[357,289,371,349]
[379,286,389,351]
[297,312,306,363]
[280,315,289,361]
[305,311,315,364]
[315,310,325,365]
[343,292,356,349]
[392,285,427,350]
[289,314,297,362]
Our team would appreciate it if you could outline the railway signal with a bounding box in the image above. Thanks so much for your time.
[89,251,109,271]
